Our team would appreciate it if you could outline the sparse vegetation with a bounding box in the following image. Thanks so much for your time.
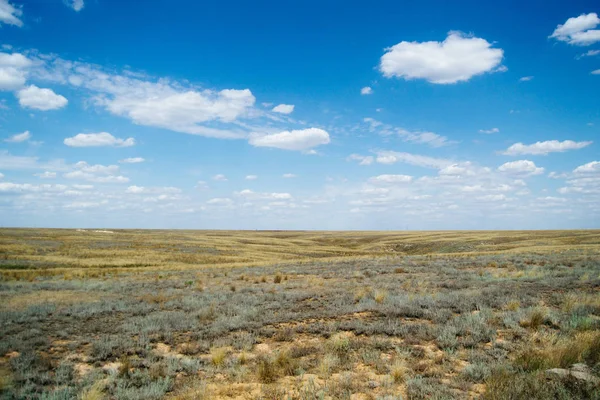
[1,228,599,398]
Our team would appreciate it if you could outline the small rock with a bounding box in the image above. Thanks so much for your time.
[546,367,599,384]
[102,362,122,374]
[367,380,380,389]
[571,363,589,373]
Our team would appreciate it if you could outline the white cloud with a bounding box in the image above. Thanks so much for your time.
[498,160,544,176]
[0,0,23,27]
[245,175,258,180]
[0,52,31,90]
[502,140,592,155]
[4,130,30,143]
[0,172,3,179]
[206,198,233,205]
[578,49,600,59]
[550,13,600,46]
[65,0,84,12]
[30,55,255,139]
[573,161,600,174]
[479,128,499,134]
[212,174,227,181]
[368,174,413,184]
[0,182,68,193]
[64,132,135,147]
[363,118,453,147]
[34,171,56,179]
[476,194,507,202]
[347,154,374,166]
[195,180,209,189]
[0,150,68,171]
[592,69,600,75]
[360,86,373,95]
[380,31,504,84]
[439,164,474,176]
[119,157,145,164]
[16,85,68,110]
[249,128,330,151]
[125,186,181,194]
[271,104,294,114]
[375,151,451,169]
[398,130,452,147]
[63,161,128,183]
[282,173,296,178]
[235,189,292,200]
[519,76,534,82]
[64,171,129,183]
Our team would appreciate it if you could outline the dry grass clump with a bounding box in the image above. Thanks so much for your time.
[390,360,409,383]
[515,331,600,371]
[519,308,549,330]
[80,382,105,400]
[256,350,298,383]
[210,347,228,367]
[327,333,351,356]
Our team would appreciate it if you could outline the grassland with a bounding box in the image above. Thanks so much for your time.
[1,229,600,399]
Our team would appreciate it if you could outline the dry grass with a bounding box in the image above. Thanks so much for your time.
[1,228,600,399]
[2,228,599,280]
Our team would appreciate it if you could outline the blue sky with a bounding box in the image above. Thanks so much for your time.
[0,0,598,229]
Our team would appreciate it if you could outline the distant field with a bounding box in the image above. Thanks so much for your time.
[1,229,599,279]
[1,229,600,399]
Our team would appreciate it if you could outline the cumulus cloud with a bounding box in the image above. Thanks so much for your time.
[479,128,499,134]
[380,31,504,84]
[63,161,128,183]
[502,140,592,155]
[347,154,374,165]
[271,104,294,114]
[119,157,145,164]
[519,76,534,82]
[369,174,413,184]
[476,194,508,202]
[0,52,31,90]
[498,160,544,176]
[29,55,256,139]
[65,0,84,12]
[573,161,600,174]
[206,198,233,205]
[34,171,56,179]
[360,86,373,95]
[64,132,135,147]
[16,85,68,110]
[592,69,600,75]
[439,164,475,176]
[125,186,181,194]
[212,174,227,181]
[245,175,258,180]
[0,182,68,193]
[235,189,292,200]
[4,130,30,143]
[550,13,600,46]
[0,0,23,27]
[249,128,330,151]
[375,151,452,169]
[0,150,68,171]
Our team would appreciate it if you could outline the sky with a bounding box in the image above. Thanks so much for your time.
[0,0,598,230]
